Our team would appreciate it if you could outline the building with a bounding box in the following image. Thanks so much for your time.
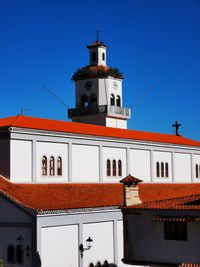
[121,176,200,266]
[0,39,200,267]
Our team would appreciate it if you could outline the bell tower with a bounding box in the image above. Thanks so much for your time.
[68,39,131,129]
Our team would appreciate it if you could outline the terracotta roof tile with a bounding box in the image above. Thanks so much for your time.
[0,177,123,212]
[179,264,200,267]
[0,115,200,147]
[125,183,200,211]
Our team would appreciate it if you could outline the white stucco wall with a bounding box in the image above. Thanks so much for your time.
[41,224,79,267]
[10,140,32,182]
[106,118,127,129]
[193,154,200,181]
[129,149,151,182]
[83,221,114,266]
[153,151,172,182]
[72,144,99,182]
[117,220,134,267]
[174,153,191,182]
[102,146,127,182]
[36,141,68,182]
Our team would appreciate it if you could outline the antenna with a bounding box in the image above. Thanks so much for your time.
[41,84,68,110]
[20,107,28,115]
[129,85,155,108]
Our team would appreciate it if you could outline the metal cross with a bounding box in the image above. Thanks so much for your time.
[95,30,100,41]
[172,121,182,136]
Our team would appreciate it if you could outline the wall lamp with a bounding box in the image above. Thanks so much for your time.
[79,237,93,257]
[16,235,30,257]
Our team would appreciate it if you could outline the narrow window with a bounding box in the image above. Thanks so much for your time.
[92,52,96,62]
[102,52,105,61]
[57,157,62,176]
[90,94,97,105]
[110,94,115,106]
[113,160,116,176]
[165,162,169,178]
[198,164,200,178]
[156,162,160,177]
[161,162,164,177]
[196,164,199,178]
[81,95,89,108]
[42,156,47,176]
[50,157,55,176]
[7,244,15,263]
[107,159,111,176]
[118,160,122,177]
[16,245,23,264]
[116,95,121,107]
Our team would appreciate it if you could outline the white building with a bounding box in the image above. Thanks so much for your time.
[0,39,200,267]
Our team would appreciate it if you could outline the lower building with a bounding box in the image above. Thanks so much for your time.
[121,177,200,266]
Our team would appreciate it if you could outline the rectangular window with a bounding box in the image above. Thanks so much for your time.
[164,222,187,241]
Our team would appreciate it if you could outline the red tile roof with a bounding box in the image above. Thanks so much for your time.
[0,115,200,147]
[0,176,123,212]
[125,183,200,211]
[179,265,200,267]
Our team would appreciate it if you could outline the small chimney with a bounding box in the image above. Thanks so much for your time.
[120,174,143,206]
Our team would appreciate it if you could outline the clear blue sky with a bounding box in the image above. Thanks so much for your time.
[0,0,200,140]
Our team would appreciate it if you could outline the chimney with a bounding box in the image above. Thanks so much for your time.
[120,174,143,206]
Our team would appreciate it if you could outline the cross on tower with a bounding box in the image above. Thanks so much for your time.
[172,121,182,136]
[95,30,100,41]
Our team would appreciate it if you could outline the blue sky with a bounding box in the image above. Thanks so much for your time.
[0,0,200,140]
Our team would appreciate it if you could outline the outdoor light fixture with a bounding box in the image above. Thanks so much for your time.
[16,235,30,257]
[79,237,93,257]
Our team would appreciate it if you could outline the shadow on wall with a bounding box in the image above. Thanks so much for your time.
[89,261,117,267]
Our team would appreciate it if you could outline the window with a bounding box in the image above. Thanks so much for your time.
[57,157,62,176]
[110,94,115,106]
[16,245,24,264]
[164,222,187,240]
[107,159,111,176]
[165,162,169,178]
[116,95,121,107]
[196,164,200,178]
[92,52,96,62]
[81,95,89,108]
[7,244,15,263]
[113,160,116,176]
[161,162,164,177]
[118,160,122,176]
[156,161,169,178]
[102,52,105,61]
[42,156,47,176]
[156,162,160,177]
[50,157,55,176]
[90,94,97,105]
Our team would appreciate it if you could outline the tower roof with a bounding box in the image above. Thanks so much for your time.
[87,40,107,49]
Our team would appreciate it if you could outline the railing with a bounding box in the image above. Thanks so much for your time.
[68,105,131,119]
